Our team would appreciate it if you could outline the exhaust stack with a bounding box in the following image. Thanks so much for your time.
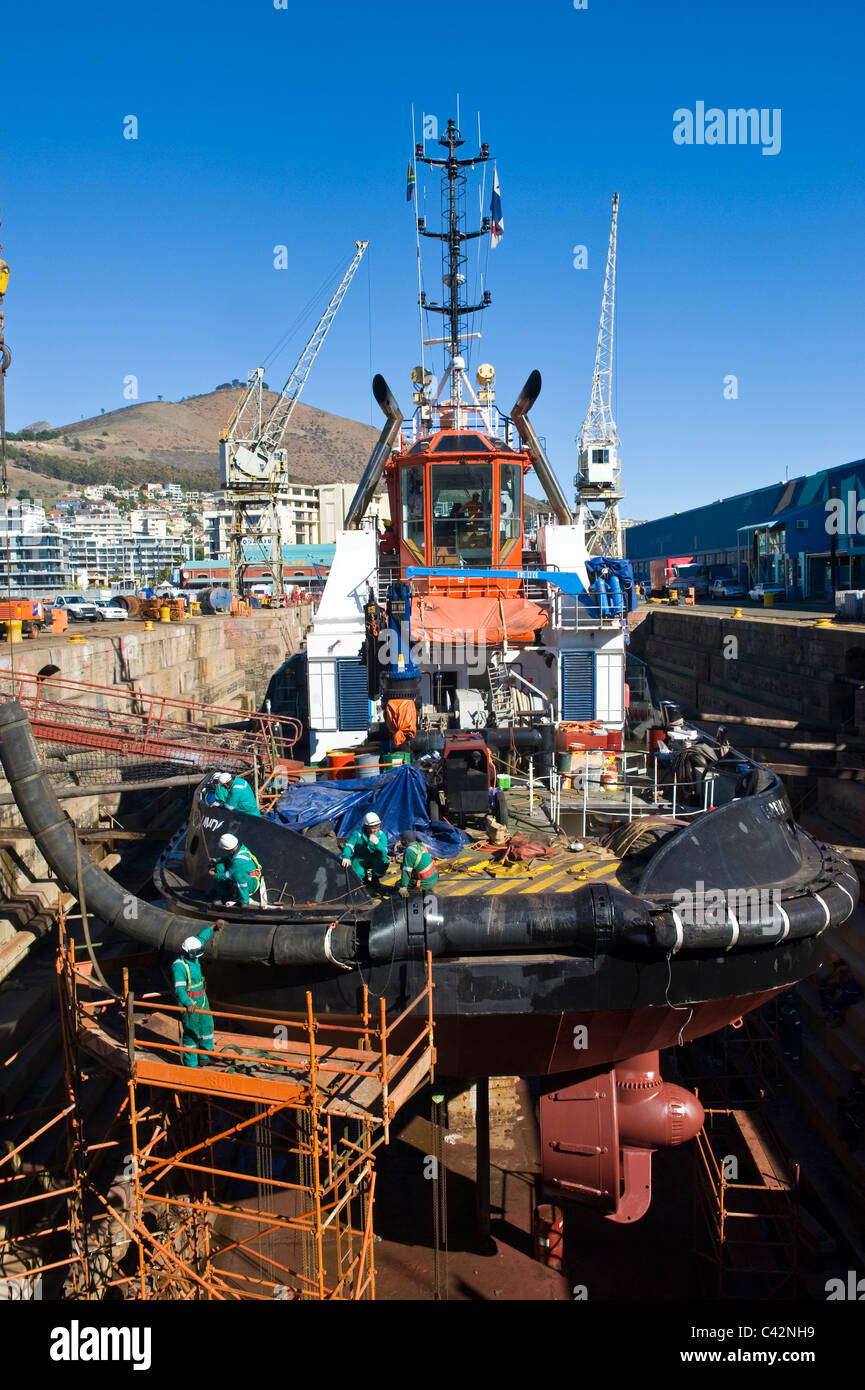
[345,374,403,529]
[510,370,572,526]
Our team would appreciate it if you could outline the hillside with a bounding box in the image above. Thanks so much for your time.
[6,388,550,519]
[6,387,382,498]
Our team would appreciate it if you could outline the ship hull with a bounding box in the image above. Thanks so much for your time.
[203,931,818,1076]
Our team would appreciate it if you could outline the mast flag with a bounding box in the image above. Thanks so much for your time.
[490,166,503,247]
[406,159,416,202]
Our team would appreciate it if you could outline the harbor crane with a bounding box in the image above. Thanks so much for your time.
[220,239,369,604]
[575,194,624,558]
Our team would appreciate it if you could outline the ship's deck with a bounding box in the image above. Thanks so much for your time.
[375,775,656,897]
[379,839,631,897]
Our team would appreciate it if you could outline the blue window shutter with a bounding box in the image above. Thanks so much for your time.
[561,652,596,721]
[336,658,371,730]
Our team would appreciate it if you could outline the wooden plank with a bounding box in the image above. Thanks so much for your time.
[732,1109,793,1191]
[134,1055,309,1105]
[387,1050,434,1116]
[695,713,832,733]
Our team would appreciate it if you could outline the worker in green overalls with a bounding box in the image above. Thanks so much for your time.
[341,812,390,891]
[397,831,439,897]
[210,832,267,906]
[211,771,260,816]
[171,923,223,1067]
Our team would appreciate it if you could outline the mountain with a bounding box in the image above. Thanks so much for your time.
[7,388,548,518]
[6,388,382,498]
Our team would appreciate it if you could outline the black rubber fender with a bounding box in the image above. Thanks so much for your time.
[651,850,858,954]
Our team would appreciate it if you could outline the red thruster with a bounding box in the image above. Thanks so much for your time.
[539,1051,704,1225]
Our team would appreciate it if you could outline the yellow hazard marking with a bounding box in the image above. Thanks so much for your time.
[519,867,581,894]
[565,859,621,882]
[444,881,485,897]
[429,849,622,899]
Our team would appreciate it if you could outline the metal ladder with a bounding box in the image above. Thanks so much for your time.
[376,562,401,604]
[487,650,515,725]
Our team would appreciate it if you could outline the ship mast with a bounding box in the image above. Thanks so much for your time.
[415,119,491,430]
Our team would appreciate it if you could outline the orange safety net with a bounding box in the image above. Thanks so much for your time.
[385,698,417,747]
[412,595,548,645]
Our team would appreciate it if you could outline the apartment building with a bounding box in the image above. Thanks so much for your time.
[0,502,72,593]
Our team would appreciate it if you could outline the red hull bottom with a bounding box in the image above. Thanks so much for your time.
[426,986,784,1077]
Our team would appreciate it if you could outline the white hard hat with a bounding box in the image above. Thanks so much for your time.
[216,772,232,785]
[182,936,203,956]
[218,832,239,853]
[362,811,381,829]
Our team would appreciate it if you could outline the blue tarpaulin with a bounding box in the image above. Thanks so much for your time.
[584,556,638,614]
[268,764,470,858]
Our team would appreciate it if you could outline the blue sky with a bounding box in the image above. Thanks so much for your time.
[2,0,863,520]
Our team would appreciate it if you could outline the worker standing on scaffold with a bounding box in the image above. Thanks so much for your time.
[171,922,223,1067]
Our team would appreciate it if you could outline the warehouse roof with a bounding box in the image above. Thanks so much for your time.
[625,457,865,560]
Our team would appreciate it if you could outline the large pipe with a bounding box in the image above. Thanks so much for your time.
[0,701,356,967]
[510,371,573,526]
[345,374,403,529]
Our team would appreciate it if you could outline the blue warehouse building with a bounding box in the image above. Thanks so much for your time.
[624,457,865,601]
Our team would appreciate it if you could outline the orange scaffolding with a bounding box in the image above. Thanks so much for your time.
[693,1107,798,1299]
[1,927,435,1301]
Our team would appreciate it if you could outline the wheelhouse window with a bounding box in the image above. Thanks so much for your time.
[431,434,492,453]
[400,464,425,561]
[430,463,493,565]
[499,463,522,562]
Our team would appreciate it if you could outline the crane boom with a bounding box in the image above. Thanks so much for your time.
[221,239,369,486]
[220,238,368,607]
[575,194,624,558]
[579,193,618,454]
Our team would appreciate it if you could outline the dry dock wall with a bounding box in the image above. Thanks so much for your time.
[0,609,309,982]
[632,606,865,1219]
[0,608,310,711]
[630,606,865,836]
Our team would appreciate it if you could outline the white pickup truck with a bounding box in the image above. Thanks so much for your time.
[50,594,102,622]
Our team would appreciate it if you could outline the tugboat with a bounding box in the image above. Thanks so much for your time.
[10,120,854,1222]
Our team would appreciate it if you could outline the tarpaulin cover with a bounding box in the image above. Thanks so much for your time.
[412,595,548,644]
[584,556,639,613]
[385,698,417,748]
[268,764,470,858]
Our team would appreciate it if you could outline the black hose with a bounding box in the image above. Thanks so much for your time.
[0,702,356,967]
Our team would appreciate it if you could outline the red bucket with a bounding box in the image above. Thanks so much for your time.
[327,750,355,780]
